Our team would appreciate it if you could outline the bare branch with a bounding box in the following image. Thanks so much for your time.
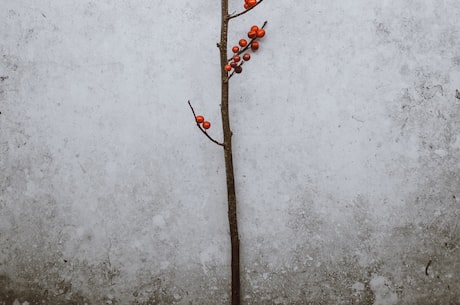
[188,100,224,147]
[228,0,264,20]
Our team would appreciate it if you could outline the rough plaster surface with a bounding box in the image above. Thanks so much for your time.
[1,1,459,304]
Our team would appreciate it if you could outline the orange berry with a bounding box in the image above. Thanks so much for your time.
[244,3,249,9]
[225,64,232,71]
[239,39,248,47]
[247,30,257,39]
[247,0,257,7]
[202,121,211,129]
[250,41,259,51]
[256,29,265,38]
[232,46,239,53]
[233,55,241,62]
[243,53,251,61]
[196,115,204,124]
[250,25,259,32]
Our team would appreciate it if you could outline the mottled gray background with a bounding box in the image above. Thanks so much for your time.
[1,0,459,304]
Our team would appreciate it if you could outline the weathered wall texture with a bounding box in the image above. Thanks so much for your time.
[1,0,459,304]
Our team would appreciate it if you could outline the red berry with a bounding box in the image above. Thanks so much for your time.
[225,64,232,72]
[202,121,211,129]
[256,29,265,38]
[250,41,259,51]
[247,30,257,39]
[239,39,248,47]
[233,55,241,62]
[230,61,237,68]
[244,3,249,9]
[247,0,257,7]
[196,115,204,124]
[243,53,251,61]
[234,66,242,74]
[232,46,239,53]
[250,25,259,32]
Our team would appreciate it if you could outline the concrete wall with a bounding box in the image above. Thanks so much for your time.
[1,1,459,304]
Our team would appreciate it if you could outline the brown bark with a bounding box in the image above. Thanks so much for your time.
[219,1,240,305]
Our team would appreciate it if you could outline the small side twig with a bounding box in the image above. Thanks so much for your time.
[224,61,246,83]
[227,21,268,62]
[188,100,224,147]
[228,0,264,20]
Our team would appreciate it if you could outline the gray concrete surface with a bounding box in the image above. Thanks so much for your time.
[1,0,459,304]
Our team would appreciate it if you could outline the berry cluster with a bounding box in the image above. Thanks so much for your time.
[195,115,211,130]
[243,0,258,9]
[225,24,266,75]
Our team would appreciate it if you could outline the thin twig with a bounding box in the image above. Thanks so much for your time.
[224,61,246,83]
[227,21,268,62]
[228,0,264,20]
[425,259,432,276]
[188,100,224,147]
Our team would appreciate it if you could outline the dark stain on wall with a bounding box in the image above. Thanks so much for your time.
[0,274,88,305]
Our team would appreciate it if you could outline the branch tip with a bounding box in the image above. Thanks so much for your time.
[228,0,264,20]
[187,100,224,147]
[227,22,268,61]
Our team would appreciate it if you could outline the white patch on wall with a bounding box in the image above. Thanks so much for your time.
[370,275,398,305]
[352,281,365,296]
[152,215,166,228]
[199,245,219,275]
